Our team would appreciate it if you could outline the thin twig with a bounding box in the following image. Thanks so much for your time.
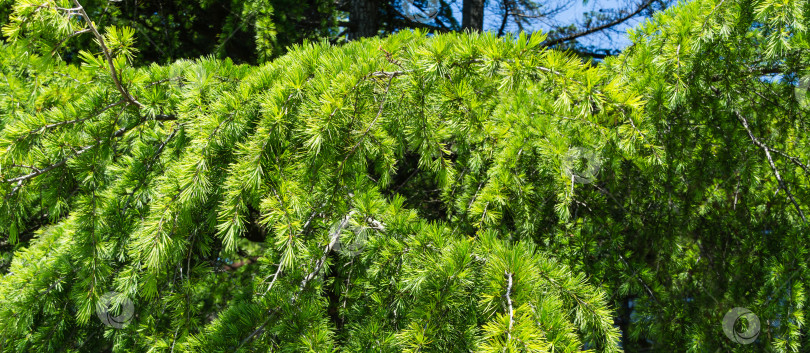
[3,119,141,200]
[71,0,142,108]
[295,212,355,301]
[505,271,514,341]
[121,127,180,215]
[735,111,807,223]
[262,262,284,295]
[236,212,355,351]
[10,99,125,147]
[542,0,655,47]
[618,254,662,307]
[337,75,395,171]
[50,28,91,56]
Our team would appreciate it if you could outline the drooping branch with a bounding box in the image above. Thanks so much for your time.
[766,147,810,176]
[296,212,354,298]
[311,71,396,232]
[504,271,514,341]
[70,0,143,108]
[4,144,95,184]
[732,89,810,176]
[121,127,181,215]
[262,261,284,295]
[618,254,662,308]
[235,212,355,351]
[3,119,144,198]
[11,99,125,145]
[337,75,395,173]
[735,111,807,223]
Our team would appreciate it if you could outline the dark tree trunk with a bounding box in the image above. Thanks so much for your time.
[462,0,484,30]
[349,0,379,39]
[497,0,509,36]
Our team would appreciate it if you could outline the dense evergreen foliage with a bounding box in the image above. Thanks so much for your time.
[0,0,667,65]
[0,0,808,352]
[0,0,339,64]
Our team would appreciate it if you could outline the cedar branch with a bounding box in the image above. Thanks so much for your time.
[735,111,807,223]
[71,0,143,108]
